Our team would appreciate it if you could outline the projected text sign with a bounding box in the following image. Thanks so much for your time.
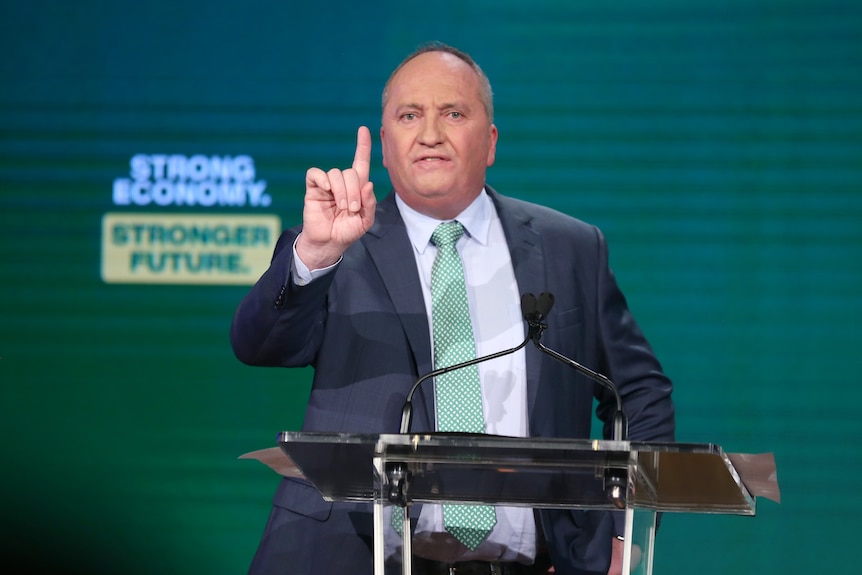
[101,213,280,285]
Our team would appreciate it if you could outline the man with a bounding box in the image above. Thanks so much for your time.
[231,42,675,575]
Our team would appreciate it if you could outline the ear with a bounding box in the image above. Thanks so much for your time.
[380,125,388,168]
[486,123,498,167]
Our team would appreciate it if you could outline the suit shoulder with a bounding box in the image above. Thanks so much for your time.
[493,192,604,243]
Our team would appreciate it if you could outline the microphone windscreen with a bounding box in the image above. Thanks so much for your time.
[536,292,555,319]
[520,293,537,320]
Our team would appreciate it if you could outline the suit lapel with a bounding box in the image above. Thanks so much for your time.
[488,189,547,433]
[361,193,436,431]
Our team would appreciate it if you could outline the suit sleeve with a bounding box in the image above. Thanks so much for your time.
[229,228,335,367]
[592,226,675,540]
[592,226,675,443]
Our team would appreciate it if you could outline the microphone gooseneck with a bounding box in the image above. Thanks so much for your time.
[400,292,628,442]
[399,333,532,434]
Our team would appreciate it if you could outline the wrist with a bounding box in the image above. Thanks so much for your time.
[295,233,342,270]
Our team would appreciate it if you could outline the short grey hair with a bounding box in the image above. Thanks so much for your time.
[381,41,495,123]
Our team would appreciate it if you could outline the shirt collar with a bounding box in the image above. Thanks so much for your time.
[396,188,493,254]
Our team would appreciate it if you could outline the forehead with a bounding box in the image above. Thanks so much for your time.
[386,52,482,107]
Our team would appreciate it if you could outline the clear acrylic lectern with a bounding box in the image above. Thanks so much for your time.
[278,432,755,575]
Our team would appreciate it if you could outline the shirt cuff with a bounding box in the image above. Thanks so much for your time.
[291,234,341,286]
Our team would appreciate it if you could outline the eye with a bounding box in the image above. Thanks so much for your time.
[449,111,463,119]
[401,113,417,122]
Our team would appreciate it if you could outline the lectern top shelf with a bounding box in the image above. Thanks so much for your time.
[276,431,756,515]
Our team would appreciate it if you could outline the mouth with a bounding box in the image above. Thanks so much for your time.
[414,155,450,165]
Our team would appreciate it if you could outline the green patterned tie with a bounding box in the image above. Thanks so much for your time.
[429,221,496,550]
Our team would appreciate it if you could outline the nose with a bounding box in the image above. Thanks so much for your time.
[417,115,444,146]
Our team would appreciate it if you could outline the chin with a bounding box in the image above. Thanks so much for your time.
[411,192,471,220]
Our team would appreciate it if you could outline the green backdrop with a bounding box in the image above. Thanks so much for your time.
[2,0,860,573]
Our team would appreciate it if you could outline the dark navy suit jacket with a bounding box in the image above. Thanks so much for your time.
[231,187,675,575]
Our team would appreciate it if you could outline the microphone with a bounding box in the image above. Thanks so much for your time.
[521,292,628,443]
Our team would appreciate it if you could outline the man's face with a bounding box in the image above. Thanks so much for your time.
[381,51,498,220]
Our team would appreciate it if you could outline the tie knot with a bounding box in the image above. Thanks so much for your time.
[431,221,465,248]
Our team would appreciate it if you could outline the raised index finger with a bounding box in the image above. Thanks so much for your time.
[352,125,372,185]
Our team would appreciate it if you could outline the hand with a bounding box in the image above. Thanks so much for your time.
[607,537,624,575]
[296,126,376,269]
[608,537,641,575]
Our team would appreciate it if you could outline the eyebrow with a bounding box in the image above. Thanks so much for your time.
[394,101,472,114]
